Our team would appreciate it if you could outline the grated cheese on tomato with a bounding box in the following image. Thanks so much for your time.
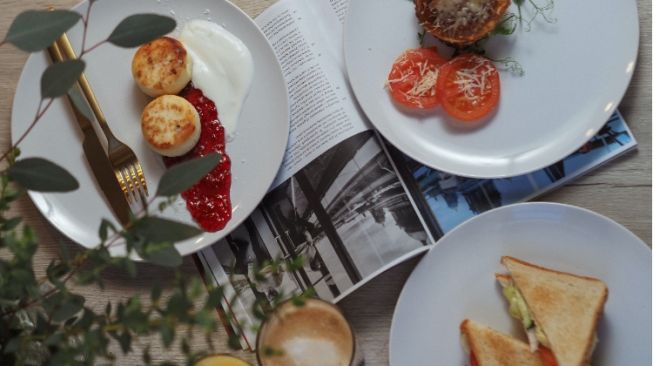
[386,50,442,108]
[452,55,497,102]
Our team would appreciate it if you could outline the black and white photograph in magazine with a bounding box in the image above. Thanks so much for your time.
[253,131,432,300]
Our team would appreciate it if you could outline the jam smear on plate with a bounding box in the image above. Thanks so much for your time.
[163,84,231,232]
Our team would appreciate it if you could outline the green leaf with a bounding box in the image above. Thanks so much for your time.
[41,59,85,99]
[45,332,64,346]
[492,13,517,36]
[156,153,221,196]
[57,239,71,262]
[107,14,176,48]
[140,242,182,267]
[151,285,162,302]
[3,10,81,52]
[160,320,175,347]
[142,345,152,364]
[131,216,202,243]
[98,219,116,242]
[194,309,215,331]
[8,158,79,192]
[165,292,192,319]
[189,278,203,298]
[68,87,93,121]
[76,308,95,329]
[3,336,21,354]
[1,217,21,231]
[46,260,70,285]
[181,338,190,355]
[227,334,241,350]
[117,331,132,353]
[44,293,86,322]
[204,287,223,309]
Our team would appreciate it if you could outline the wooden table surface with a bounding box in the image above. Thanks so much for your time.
[1,0,650,364]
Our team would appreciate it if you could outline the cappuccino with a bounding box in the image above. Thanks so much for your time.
[256,299,356,366]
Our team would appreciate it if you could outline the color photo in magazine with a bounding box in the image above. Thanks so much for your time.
[389,112,636,237]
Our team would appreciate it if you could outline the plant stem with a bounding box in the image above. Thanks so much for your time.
[0,98,53,163]
[80,1,94,54]
[79,40,107,58]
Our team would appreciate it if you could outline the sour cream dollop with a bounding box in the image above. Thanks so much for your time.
[179,20,254,138]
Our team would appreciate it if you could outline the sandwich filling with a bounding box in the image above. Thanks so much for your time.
[499,280,551,351]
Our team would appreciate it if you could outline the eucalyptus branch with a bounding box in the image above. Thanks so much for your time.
[0,8,215,365]
[0,99,53,163]
[80,0,94,54]
[79,39,107,57]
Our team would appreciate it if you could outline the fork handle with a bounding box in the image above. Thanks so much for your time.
[47,42,93,132]
[56,33,116,141]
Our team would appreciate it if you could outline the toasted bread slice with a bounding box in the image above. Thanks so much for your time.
[461,319,546,366]
[501,256,608,366]
[141,95,201,157]
[415,0,511,46]
[132,37,193,97]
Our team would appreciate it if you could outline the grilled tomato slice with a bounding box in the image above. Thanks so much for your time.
[387,47,447,109]
[436,54,500,121]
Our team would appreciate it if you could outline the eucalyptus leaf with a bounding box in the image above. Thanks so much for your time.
[117,331,132,353]
[140,242,182,268]
[142,345,152,364]
[41,60,85,99]
[160,320,175,347]
[45,333,64,346]
[131,217,202,243]
[194,309,215,331]
[151,286,162,302]
[3,337,20,354]
[107,14,176,48]
[156,153,221,196]
[2,217,21,231]
[8,158,79,192]
[51,294,85,322]
[98,219,116,242]
[3,10,81,52]
[68,87,94,121]
[204,287,224,309]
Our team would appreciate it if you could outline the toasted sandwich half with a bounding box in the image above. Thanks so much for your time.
[496,256,608,366]
[460,319,547,366]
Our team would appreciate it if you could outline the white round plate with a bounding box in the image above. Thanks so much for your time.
[344,0,639,178]
[390,202,651,365]
[11,0,289,256]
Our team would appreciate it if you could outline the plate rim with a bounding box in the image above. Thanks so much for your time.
[388,201,650,364]
[343,0,640,179]
[11,0,290,257]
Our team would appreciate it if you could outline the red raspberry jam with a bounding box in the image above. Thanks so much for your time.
[163,84,231,232]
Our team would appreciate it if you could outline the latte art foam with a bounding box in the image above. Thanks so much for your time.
[257,299,354,366]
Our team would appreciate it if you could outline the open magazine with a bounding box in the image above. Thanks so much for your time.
[194,0,637,350]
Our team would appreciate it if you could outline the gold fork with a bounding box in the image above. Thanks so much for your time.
[56,33,148,203]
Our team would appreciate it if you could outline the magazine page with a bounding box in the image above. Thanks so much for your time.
[256,0,369,186]
[198,130,433,349]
